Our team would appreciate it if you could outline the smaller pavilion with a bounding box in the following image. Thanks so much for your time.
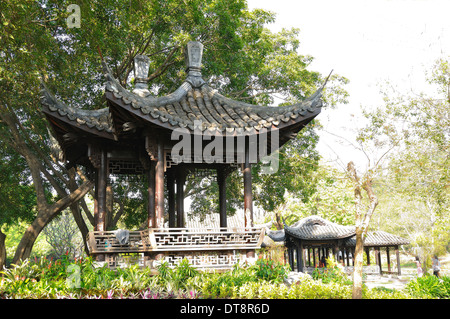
[268,216,410,275]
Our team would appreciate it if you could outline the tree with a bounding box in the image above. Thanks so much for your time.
[0,0,348,266]
[342,57,450,297]
[0,149,36,267]
[361,57,450,270]
[264,162,354,230]
[43,210,84,259]
[346,161,378,299]
[188,124,323,222]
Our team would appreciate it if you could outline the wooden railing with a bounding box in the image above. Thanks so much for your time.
[87,227,265,254]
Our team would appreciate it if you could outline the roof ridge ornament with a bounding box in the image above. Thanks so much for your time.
[133,54,151,97]
[185,41,205,88]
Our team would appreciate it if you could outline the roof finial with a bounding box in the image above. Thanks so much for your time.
[133,54,151,97]
[185,41,203,74]
[185,41,205,88]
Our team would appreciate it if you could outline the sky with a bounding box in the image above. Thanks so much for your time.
[247,0,450,171]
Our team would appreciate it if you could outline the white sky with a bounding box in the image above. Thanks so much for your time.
[247,0,450,170]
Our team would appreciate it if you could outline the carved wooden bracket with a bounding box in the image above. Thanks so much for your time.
[88,144,102,169]
[145,135,158,161]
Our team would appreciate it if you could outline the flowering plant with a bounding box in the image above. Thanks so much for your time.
[254,258,290,283]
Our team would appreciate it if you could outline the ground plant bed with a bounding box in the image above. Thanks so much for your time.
[2,255,449,299]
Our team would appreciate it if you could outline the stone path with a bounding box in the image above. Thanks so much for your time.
[364,275,412,290]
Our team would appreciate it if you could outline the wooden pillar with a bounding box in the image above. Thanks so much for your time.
[168,173,175,228]
[92,149,108,262]
[147,162,156,228]
[365,247,371,265]
[376,248,382,273]
[95,149,108,232]
[217,168,227,228]
[94,169,99,228]
[155,140,165,228]
[386,247,391,273]
[176,168,186,228]
[106,184,113,231]
[288,244,294,270]
[313,248,317,267]
[243,139,253,227]
[395,246,401,276]
[297,243,304,272]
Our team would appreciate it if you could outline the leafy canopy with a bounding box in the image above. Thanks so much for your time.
[0,0,348,230]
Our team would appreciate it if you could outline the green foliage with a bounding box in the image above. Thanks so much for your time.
[405,275,450,299]
[43,211,84,259]
[200,262,258,298]
[0,150,36,225]
[254,258,290,283]
[0,0,349,256]
[362,286,412,299]
[3,255,445,299]
[272,164,355,227]
[155,259,200,293]
[234,276,353,299]
[311,257,352,286]
[361,57,450,262]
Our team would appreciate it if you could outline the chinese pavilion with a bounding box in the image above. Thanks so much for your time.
[268,216,410,275]
[41,41,328,269]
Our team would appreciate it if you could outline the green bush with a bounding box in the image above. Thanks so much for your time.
[363,286,412,299]
[155,259,199,293]
[2,256,443,299]
[311,257,352,286]
[405,275,450,299]
[234,276,352,299]
[253,258,290,283]
[200,262,257,298]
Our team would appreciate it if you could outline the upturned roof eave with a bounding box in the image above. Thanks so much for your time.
[101,55,328,136]
[40,83,115,141]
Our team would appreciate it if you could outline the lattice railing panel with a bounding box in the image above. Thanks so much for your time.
[87,230,150,254]
[150,227,264,251]
[87,227,264,254]
[105,253,144,269]
[161,252,252,269]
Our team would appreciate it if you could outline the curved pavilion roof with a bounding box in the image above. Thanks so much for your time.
[41,41,330,155]
[40,83,114,140]
[103,60,328,136]
[267,215,410,248]
[284,215,356,241]
[344,230,410,247]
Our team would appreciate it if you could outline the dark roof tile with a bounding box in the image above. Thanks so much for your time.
[273,216,410,247]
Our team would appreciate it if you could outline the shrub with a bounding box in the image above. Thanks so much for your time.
[234,276,353,299]
[363,286,412,299]
[200,262,257,298]
[155,259,200,293]
[253,258,290,283]
[405,275,450,299]
[311,257,352,285]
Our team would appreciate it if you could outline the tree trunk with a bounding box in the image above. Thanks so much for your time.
[68,170,91,254]
[347,161,378,300]
[352,229,364,299]
[13,180,93,263]
[1,109,95,263]
[70,203,90,255]
[0,229,6,270]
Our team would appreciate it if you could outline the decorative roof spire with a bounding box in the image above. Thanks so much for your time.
[133,54,151,97]
[185,41,205,88]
